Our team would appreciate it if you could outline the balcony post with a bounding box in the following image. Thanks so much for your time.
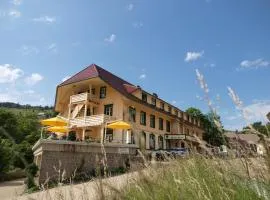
[82,128,86,141]
[126,130,129,144]
[100,124,105,144]
[84,102,87,124]
[89,84,92,99]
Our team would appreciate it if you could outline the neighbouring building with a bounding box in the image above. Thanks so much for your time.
[54,64,204,151]
[33,64,204,184]
[225,131,266,156]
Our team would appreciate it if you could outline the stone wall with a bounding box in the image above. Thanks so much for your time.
[33,140,143,184]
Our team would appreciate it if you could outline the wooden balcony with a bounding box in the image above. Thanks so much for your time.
[69,114,113,127]
[70,92,98,104]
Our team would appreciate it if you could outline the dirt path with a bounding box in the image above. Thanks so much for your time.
[0,179,25,200]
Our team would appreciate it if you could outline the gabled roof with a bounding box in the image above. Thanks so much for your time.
[57,63,202,129]
[59,64,139,95]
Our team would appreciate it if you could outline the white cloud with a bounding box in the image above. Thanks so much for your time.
[0,88,49,106]
[48,43,58,53]
[11,0,22,5]
[243,100,270,123]
[172,100,177,105]
[0,64,23,83]
[33,16,56,24]
[24,90,35,94]
[127,4,134,11]
[139,74,146,79]
[133,22,143,28]
[185,51,204,62]
[240,58,269,69]
[18,45,39,55]
[25,73,43,86]
[62,76,71,82]
[0,93,17,102]
[9,10,21,18]
[225,113,241,121]
[104,34,116,43]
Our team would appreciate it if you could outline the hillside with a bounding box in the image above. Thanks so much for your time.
[0,102,56,182]
[0,102,56,117]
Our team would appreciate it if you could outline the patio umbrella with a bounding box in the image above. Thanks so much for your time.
[41,117,67,126]
[106,121,131,144]
[107,121,131,129]
[47,126,68,133]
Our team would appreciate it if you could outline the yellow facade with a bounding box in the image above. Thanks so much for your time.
[55,75,204,151]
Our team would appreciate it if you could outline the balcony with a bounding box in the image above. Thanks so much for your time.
[70,92,98,104]
[69,114,113,127]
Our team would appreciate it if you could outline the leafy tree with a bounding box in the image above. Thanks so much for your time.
[186,107,204,119]
[25,163,38,190]
[203,111,225,146]
[0,106,50,173]
[0,139,13,173]
[0,109,20,142]
[186,107,225,146]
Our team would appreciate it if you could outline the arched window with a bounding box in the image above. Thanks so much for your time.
[158,135,163,149]
[149,134,155,150]
[130,131,135,144]
[181,142,185,148]
[140,132,146,150]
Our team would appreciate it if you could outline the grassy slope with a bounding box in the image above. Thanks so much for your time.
[110,157,270,200]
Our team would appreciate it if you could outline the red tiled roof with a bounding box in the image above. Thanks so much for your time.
[59,64,138,96]
[56,63,203,129]
[123,84,139,93]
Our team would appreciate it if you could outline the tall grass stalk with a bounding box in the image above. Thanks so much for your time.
[109,156,270,200]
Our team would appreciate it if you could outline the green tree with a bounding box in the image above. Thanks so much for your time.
[186,107,225,146]
[0,139,13,173]
[0,109,20,142]
[186,107,204,119]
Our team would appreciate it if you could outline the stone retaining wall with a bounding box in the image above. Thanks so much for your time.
[33,140,144,184]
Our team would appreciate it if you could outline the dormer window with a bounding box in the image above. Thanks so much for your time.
[168,106,172,113]
[160,102,164,110]
[174,109,178,116]
[142,92,147,102]
[179,112,183,118]
[151,97,156,106]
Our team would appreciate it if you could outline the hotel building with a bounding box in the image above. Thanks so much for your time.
[55,64,204,151]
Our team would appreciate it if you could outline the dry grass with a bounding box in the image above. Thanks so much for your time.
[107,156,270,200]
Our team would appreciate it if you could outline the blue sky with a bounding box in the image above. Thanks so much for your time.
[0,0,269,130]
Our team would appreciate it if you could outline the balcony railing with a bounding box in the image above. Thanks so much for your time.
[69,114,113,127]
[70,92,98,104]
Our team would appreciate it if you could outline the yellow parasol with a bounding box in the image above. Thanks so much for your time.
[47,126,68,133]
[107,121,131,130]
[41,117,67,126]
